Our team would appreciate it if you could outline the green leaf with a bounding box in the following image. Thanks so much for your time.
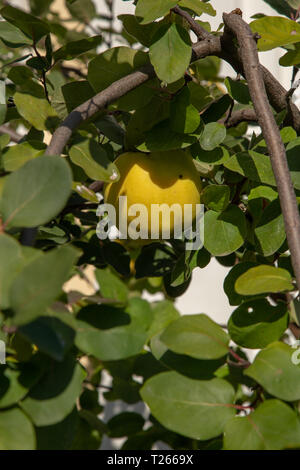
[178,0,216,17]
[235,265,294,295]
[200,122,226,151]
[1,5,50,42]
[202,184,230,211]
[53,35,102,62]
[135,0,177,24]
[36,408,78,450]
[2,140,46,172]
[280,42,300,66]
[248,185,278,202]
[149,23,192,84]
[147,300,180,338]
[14,82,58,131]
[88,47,154,111]
[137,118,200,152]
[250,16,300,51]
[224,151,276,186]
[224,399,300,450]
[170,87,201,134]
[160,314,229,360]
[0,234,24,309]
[224,262,259,306]
[94,115,125,146]
[254,198,285,256]
[224,77,251,105]
[118,14,161,47]
[0,21,32,47]
[204,205,247,256]
[74,298,153,361]
[0,408,36,450]
[1,155,72,228]
[66,0,96,23]
[0,364,40,409]
[95,268,128,304]
[188,81,213,111]
[20,316,75,361]
[245,342,300,401]
[10,246,79,325]
[69,137,119,182]
[191,143,230,165]
[20,354,86,426]
[140,372,236,440]
[228,299,289,349]
[285,138,300,190]
[107,412,145,438]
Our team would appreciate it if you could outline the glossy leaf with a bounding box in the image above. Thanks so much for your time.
[149,23,192,84]
[228,299,289,349]
[170,87,201,134]
[20,355,86,426]
[235,265,294,295]
[135,0,177,24]
[250,16,300,51]
[1,5,50,42]
[69,138,119,182]
[245,342,300,401]
[224,151,276,186]
[95,268,129,304]
[224,400,300,450]
[202,184,230,212]
[0,408,36,450]
[160,314,229,359]
[14,82,58,131]
[10,246,79,325]
[141,372,236,440]
[200,123,226,151]
[204,206,247,256]
[2,140,46,172]
[254,199,285,256]
[0,21,32,47]
[179,0,216,17]
[74,298,153,361]
[53,36,102,62]
[225,77,251,105]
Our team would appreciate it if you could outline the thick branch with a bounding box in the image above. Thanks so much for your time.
[223,12,300,290]
[220,108,257,128]
[173,7,300,132]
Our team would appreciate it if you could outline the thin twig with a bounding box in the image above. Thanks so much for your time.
[0,125,22,143]
[32,42,50,102]
[223,11,300,291]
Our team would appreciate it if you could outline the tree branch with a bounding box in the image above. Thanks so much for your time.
[45,64,155,156]
[173,7,300,132]
[223,11,300,291]
[0,125,22,143]
[220,108,257,128]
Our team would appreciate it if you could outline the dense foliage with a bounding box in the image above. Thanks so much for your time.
[1,0,300,450]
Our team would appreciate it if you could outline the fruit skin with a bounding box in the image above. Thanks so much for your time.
[104,150,202,241]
